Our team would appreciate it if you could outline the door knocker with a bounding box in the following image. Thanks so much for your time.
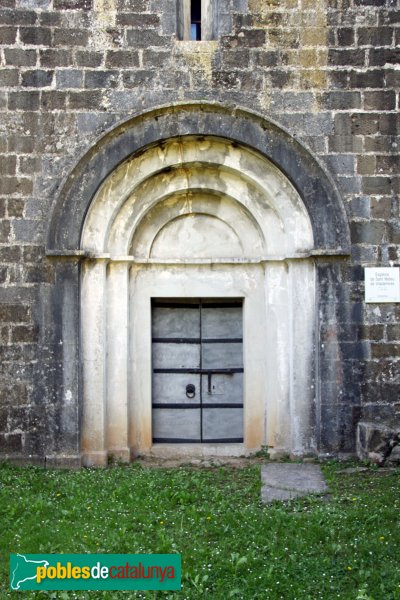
[186,384,196,399]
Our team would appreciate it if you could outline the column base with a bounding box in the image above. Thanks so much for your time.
[81,450,108,467]
[108,448,131,463]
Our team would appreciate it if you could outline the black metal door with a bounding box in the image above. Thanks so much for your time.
[152,299,243,443]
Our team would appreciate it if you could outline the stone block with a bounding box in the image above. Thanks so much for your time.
[45,454,81,468]
[301,27,327,46]
[364,135,400,153]
[41,90,67,110]
[357,324,384,340]
[357,421,400,464]
[20,26,51,45]
[337,27,355,46]
[322,91,361,110]
[270,91,315,112]
[387,325,400,342]
[21,69,54,87]
[0,69,18,87]
[0,407,8,432]
[371,343,400,359]
[0,26,17,44]
[328,135,363,153]
[358,27,393,46]
[362,177,392,195]
[376,155,400,174]
[261,463,328,503]
[0,433,22,452]
[222,29,266,48]
[0,178,33,196]
[355,0,385,5]
[370,48,400,66]
[388,246,400,261]
[39,49,73,68]
[22,245,44,263]
[126,28,169,47]
[0,8,36,25]
[11,325,39,343]
[328,49,365,66]
[357,155,376,175]
[4,48,37,66]
[0,305,30,323]
[252,50,279,68]
[54,0,92,7]
[106,50,140,68]
[0,246,20,262]
[325,154,355,175]
[379,10,400,25]
[68,91,103,110]
[84,70,119,89]
[0,156,17,176]
[75,50,104,68]
[8,136,35,153]
[53,28,88,47]
[350,70,385,88]
[116,13,159,27]
[56,69,83,89]
[379,113,400,136]
[0,220,11,243]
[18,0,50,7]
[351,220,386,244]
[370,198,392,219]
[8,91,40,111]
[38,11,62,26]
[122,70,157,88]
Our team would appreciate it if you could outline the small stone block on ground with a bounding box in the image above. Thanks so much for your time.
[261,463,328,503]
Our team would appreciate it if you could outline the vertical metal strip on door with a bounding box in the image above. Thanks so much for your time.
[152,299,243,443]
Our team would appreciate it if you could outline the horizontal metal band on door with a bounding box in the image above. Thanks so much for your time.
[152,338,243,344]
[152,301,242,309]
[153,403,244,409]
[153,438,244,443]
[153,368,244,374]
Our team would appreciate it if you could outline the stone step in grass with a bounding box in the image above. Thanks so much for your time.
[261,463,329,503]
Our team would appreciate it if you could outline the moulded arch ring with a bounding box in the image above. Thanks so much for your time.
[47,102,350,256]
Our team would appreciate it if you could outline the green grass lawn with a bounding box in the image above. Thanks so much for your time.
[0,461,399,600]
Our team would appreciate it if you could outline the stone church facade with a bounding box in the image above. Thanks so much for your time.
[0,0,399,466]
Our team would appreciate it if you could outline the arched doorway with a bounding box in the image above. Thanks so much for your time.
[79,136,315,465]
[46,103,350,466]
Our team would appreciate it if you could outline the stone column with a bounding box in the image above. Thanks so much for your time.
[106,261,130,461]
[81,259,108,466]
[264,262,291,458]
[289,260,316,456]
[129,265,153,455]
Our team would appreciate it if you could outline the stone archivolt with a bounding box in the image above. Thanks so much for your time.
[82,136,313,261]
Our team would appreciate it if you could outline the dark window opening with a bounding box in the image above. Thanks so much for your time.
[191,0,201,40]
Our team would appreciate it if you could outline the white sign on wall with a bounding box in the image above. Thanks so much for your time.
[365,267,400,303]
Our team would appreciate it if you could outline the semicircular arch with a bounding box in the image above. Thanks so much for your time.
[81,135,314,260]
[47,103,350,256]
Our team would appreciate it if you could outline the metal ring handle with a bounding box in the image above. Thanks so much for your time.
[186,384,196,399]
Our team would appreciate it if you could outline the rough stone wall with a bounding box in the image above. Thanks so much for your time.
[0,0,399,460]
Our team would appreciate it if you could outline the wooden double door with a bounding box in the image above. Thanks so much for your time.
[152,299,244,443]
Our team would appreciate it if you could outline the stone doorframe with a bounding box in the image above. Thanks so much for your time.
[46,103,350,466]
